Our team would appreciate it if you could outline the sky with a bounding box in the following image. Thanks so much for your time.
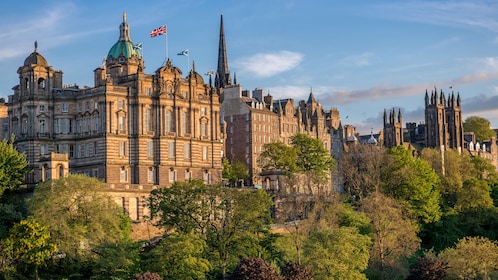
[1,0,498,135]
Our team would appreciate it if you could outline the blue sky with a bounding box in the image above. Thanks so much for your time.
[1,0,498,135]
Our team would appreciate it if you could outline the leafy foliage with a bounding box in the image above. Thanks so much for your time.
[141,232,210,280]
[222,158,250,187]
[439,236,498,279]
[258,142,298,175]
[0,137,30,197]
[383,146,441,223]
[280,262,313,280]
[28,174,131,260]
[1,218,57,278]
[463,115,496,142]
[229,257,282,280]
[303,227,371,280]
[360,192,420,278]
[406,256,447,280]
[291,133,335,179]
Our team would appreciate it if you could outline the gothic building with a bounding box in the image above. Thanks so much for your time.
[7,13,224,221]
[425,88,464,153]
[222,85,338,189]
[383,108,403,148]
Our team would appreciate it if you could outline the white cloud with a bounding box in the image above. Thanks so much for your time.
[233,50,303,78]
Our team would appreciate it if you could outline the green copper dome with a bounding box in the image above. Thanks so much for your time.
[107,41,141,59]
[107,12,142,60]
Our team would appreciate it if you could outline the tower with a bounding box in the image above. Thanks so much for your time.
[424,88,463,152]
[215,14,231,92]
[383,108,403,148]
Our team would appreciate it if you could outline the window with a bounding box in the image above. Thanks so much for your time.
[93,141,98,156]
[120,166,128,182]
[39,105,45,112]
[145,109,151,131]
[185,169,191,180]
[246,113,250,121]
[39,119,45,134]
[77,120,82,133]
[85,143,89,157]
[92,169,99,177]
[201,107,206,117]
[148,167,154,183]
[181,111,187,135]
[184,143,190,159]
[147,141,153,157]
[118,100,124,109]
[201,122,207,137]
[168,142,175,158]
[169,169,176,183]
[40,144,47,155]
[61,119,69,134]
[86,101,90,111]
[86,118,91,132]
[119,141,127,156]
[77,145,82,158]
[77,103,82,112]
[202,146,208,161]
[165,110,173,132]
[94,116,99,131]
[69,145,74,158]
[119,116,125,131]
[62,103,68,113]
[146,87,151,96]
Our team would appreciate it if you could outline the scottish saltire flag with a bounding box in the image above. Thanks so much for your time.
[177,49,189,56]
[150,25,166,37]
[133,42,142,50]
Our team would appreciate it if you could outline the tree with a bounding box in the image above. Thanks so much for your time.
[1,218,58,279]
[281,262,313,280]
[406,256,447,280]
[291,133,335,181]
[339,144,387,201]
[222,158,250,187]
[303,227,372,280]
[229,257,282,280]
[455,178,493,211]
[134,272,162,280]
[439,236,498,279]
[0,137,30,197]
[382,146,441,223]
[463,116,495,142]
[360,192,420,278]
[258,142,298,176]
[28,174,131,261]
[147,180,274,278]
[141,232,211,280]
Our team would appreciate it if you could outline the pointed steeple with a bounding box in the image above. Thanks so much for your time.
[215,14,231,89]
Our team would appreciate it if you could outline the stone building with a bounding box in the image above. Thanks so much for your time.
[7,13,223,221]
[222,85,338,188]
[383,108,403,148]
[425,88,464,153]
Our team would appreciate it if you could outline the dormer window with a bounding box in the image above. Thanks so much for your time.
[119,57,125,63]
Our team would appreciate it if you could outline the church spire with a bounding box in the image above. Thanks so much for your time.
[215,14,231,89]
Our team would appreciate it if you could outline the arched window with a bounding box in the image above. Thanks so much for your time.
[58,165,64,178]
[38,78,46,90]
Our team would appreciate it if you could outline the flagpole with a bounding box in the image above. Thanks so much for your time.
[166,32,168,61]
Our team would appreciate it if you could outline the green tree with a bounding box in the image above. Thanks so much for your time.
[291,133,335,180]
[258,142,298,175]
[360,192,420,279]
[147,180,274,278]
[439,236,498,279]
[222,158,250,187]
[28,174,131,261]
[142,232,211,280]
[463,116,495,142]
[383,146,441,223]
[1,218,58,279]
[0,137,30,197]
[303,227,372,280]
[89,241,142,279]
[455,178,494,211]
[147,180,211,234]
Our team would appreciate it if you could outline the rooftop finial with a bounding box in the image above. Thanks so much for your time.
[34,41,38,52]
[123,11,127,22]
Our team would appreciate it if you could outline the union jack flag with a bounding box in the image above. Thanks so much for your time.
[150,25,166,37]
